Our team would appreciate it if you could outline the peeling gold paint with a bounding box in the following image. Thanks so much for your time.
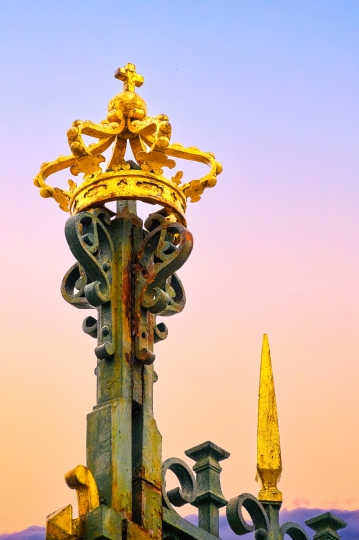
[256,334,283,502]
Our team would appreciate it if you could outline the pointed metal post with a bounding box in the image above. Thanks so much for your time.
[186,441,230,538]
[256,334,282,504]
[255,334,282,540]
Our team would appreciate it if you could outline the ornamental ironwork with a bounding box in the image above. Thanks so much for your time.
[34,64,347,540]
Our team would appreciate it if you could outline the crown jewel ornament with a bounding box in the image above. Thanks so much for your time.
[34,63,222,225]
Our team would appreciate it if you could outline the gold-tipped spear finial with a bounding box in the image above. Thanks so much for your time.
[256,334,283,502]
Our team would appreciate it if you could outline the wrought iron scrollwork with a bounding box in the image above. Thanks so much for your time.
[61,262,91,309]
[226,493,310,540]
[162,457,197,512]
[62,208,192,365]
[154,322,168,343]
[226,493,269,538]
[280,522,310,540]
[139,217,192,314]
[64,208,113,306]
[134,213,193,364]
[61,208,115,360]
[82,316,98,338]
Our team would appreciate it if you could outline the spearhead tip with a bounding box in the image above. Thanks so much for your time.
[256,334,283,502]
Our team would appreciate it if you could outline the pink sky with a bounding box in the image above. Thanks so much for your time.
[0,0,359,533]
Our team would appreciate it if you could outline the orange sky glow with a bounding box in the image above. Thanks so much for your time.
[0,0,359,533]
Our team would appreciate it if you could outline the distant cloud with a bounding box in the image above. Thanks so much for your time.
[187,509,359,540]
[0,527,45,540]
[1,509,358,540]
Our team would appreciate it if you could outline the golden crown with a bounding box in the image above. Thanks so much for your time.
[34,63,222,225]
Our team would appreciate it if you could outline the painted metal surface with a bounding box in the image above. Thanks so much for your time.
[35,65,347,540]
[306,512,348,540]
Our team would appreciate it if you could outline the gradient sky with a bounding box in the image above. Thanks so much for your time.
[0,0,359,533]
[1,509,359,540]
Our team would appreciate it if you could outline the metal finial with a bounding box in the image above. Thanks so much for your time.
[34,64,222,222]
[256,334,283,502]
[114,63,144,92]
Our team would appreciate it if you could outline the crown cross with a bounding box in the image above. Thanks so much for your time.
[114,63,144,92]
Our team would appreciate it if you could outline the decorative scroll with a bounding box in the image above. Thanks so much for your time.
[226,493,310,540]
[61,263,91,309]
[134,213,193,364]
[64,208,113,306]
[46,465,100,540]
[226,493,269,537]
[65,465,100,517]
[165,143,222,202]
[61,208,115,360]
[162,458,197,512]
[139,222,192,313]
[62,209,191,365]
[280,523,310,540]
[34,63,222,217]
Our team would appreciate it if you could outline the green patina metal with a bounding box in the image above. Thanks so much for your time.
[40,66,348,540]
[186,442,229,537]
[56,196,348,540]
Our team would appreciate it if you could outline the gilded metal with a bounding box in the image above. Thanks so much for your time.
[61,208,115,362]
[224,336,339,540]
[33,63,222,225]
[256,334,283,503]
[46,505,81,540]
[35,66,347,540]
[65,465,100,517]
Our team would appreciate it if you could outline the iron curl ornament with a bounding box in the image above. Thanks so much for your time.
[62,209,193,364]
[61,208,115,360]
[226,493,310,540]
[134,213,193,364]
[162,457,198,512]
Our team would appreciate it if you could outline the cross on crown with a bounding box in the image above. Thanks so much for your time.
[114,63,144,92]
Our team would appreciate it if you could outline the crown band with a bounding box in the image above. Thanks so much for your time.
[69,169,187,224]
